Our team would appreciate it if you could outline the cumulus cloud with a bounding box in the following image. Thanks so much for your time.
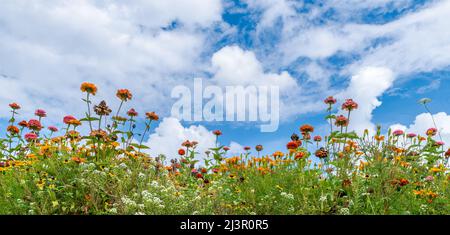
[340,67,395,134]
[0,0,223,124]
[145,117,216,160]
[390,112,450,147]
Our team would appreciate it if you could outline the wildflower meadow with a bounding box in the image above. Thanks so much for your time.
[0,82,448,215]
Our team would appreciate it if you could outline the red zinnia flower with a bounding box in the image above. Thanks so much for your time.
[178,148,186,156]
[300,124,314,133]
[313,136,322,142]
[445,148,450,158]
[244,146,251,151]
[407,133,417,138]
[286,141,299,150]
[213,130,222,136]
[9,103,21,110]
[342,99,358,111]
[223,146,230,151]
[295,152,305,160]
[63,115,76,125]
[324,96,337,105]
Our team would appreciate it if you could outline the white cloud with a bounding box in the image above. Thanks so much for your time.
[390,112,450,146]
[145,117,216,160]
[0,0,223,124]
[340,67,395,134]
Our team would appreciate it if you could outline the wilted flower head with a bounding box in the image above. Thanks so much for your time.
[300,124,314,133]
[116,89,132,101]
[324,96,337,105]
[291,133,300,141]
[48,126,58,132]
[9,103,21,110]
[335,115,349,127]
[255,144,263,152]
[342,99,358,111]
[392,129,404,137]
[94,100,112,116]
[426,128,437,136]
[34,109,47,118]
[145,112,159,121]
[127,108,138,117]
[28,119,42,131]
[315,147,328,159]
[80,82,97,95]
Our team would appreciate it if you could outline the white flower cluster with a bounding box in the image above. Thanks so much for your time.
[141,190,165,209]
[280,192,294,200]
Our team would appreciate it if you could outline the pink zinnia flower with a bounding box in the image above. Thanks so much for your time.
[24,133,38,142]
[63,115,77,125]
[392,130,404,137]
[342,99,358,111]
[313,136,322,142]
[407,133,417,138]
[28,119,42,131]
[127,108,138,117]
[426,128,438,136]
[223,146,230,151]
[335,115,349,127]
[425,176,434,182]
[324,96,337,105]
[35,109,47,118]
[435,141,445,146]
[48,126,58,132]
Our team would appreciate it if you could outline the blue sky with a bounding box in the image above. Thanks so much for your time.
[1,0,450,158]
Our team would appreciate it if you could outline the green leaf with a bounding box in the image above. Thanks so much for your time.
[130,143,150,149]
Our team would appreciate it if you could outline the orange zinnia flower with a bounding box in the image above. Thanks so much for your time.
[80,82,97,95]
[116,89,132,101]
[7,125,20,135]
[145,112,159,121]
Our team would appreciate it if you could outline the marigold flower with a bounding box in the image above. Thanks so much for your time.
[127,108,138,117]
[24,133,38,142]
[213,130,222,136]
[46,126,58,132]
[145,112,159,121]
[34,109,47,118]
[335,115,349,127]
[9,103,21,110]
[313,136,322,142]
[300,124,314,133]
[116,89,132,101]
[16,121,27,129]
[392,129,404,136]
[426,128,437,136]
[342,99,358,111]
[324,96,337,105]
[272,151,284,158]
[286,141,299,150]
[7,125,20,135]
[80,82,97,95]
[28,119,42,131]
